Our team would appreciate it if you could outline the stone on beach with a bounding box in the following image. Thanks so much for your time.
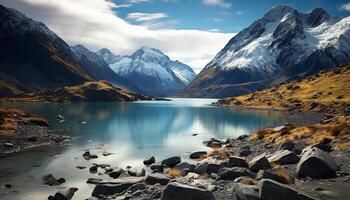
[161,182,214,200]
[234,183,260,200]
[83,151,98,160]
[258,179,318,200]
[228,156,248,168]
[249,154,271,172]
[48,187,77,200]
[189,151,207,159]
[128,167,146,177]
[161,156,181,168]
[143,156,156,165]
[87,178,103,184]
[267,150,300,165]
[296,147,338,179]
[92,177,144,197]
[203,138,222,148]
[218,167,254,180]
[145,173,170,185]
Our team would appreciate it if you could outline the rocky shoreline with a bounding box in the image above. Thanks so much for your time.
[0,108,68,156]
[39,126,349,200]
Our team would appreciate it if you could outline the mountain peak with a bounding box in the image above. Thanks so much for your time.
[263,5,296,22]
[306,8,330,27]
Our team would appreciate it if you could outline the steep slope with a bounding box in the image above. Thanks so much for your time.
[0,4,92,97]
[108,47,196,96]
[179,5,350,98]
[71,45,141,93]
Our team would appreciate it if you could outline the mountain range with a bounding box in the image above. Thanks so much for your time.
[104,47,196,97]
[178,5,350,98]
[0,4,195,98]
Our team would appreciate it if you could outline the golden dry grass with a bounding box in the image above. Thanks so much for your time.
[272,165,295,184]
[249,116,350,150]
[219,64,350,115]
[0,108,48,136]
[207,148,230,160]
[167,168,184,178]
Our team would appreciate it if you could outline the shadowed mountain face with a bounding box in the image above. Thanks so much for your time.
[0,4,92,97]
[179,5,350,98]
[106,47,196,97]
[71,45,141,93]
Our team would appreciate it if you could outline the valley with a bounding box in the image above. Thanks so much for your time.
[0,2,349,200]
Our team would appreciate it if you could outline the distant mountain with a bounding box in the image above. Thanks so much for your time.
[0,4,92,97]
[106,47,196,96]
[179,5,350,98]
[71,45,141,93]
[96,48,121,65]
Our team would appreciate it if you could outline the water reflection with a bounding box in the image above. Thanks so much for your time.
[0,99,285,200]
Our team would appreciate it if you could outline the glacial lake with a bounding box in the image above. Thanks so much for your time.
[0,98,291,199]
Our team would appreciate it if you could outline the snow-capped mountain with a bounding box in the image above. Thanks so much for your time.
[106,47,196,96]
[71,45,141,93]
[96,48,121,65]
[179,5,350,98]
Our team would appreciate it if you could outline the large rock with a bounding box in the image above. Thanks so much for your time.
[145,173,170,185]
[128,167,145,177]
[258,179,318,200]
[278,141,295,151]
[173,162,195,172]
[249,154,271,172]
[108,168,124,178]
[189,151,207,159]
[161,156,181,168]
[234,183,260,200]
[161,182,214,200]
[143,156,156,165]
[194,163,208,175]
[48,188,77,200]
[296,147,338,178]
[198,157,227,174]
[203,138,222,148]
[268,150,300,165]
[256,170,279,182]
[92,177,144,197]
[228,156,248,168]
[83,151,98,160]
[218,167,254,180]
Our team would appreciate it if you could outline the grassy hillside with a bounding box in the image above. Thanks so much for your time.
[1,81,151,103]
[218,63,350,150]
[218,63,350,115]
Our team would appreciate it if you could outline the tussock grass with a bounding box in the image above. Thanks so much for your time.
[207,148,230,160]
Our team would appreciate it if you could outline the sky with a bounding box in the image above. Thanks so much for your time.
[1,0,350,73]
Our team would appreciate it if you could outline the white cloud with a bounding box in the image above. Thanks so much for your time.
[127,12,168,22]
[340,2,350,11]
[0,0,234,72]
[209,29,220,32]
[202,0,231,9]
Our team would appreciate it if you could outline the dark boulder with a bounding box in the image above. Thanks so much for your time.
[189,151,207,159]
[161,182,214,200]
[143,156,156,165]
[234,183,260,200]
[218,167,254,180]
[92,177,144,197]
[268,150,300,165]
[249,154,271,172]
[145,173,170,185]
[48,187,77,200]
[296,147,338,179]
[228,156,248,168]
[161,156,181,168]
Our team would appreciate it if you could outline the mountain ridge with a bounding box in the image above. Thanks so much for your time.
[178,5,350,98]
[104,46,196,97]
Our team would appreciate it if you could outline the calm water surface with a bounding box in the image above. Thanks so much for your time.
[0,98,286,199]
